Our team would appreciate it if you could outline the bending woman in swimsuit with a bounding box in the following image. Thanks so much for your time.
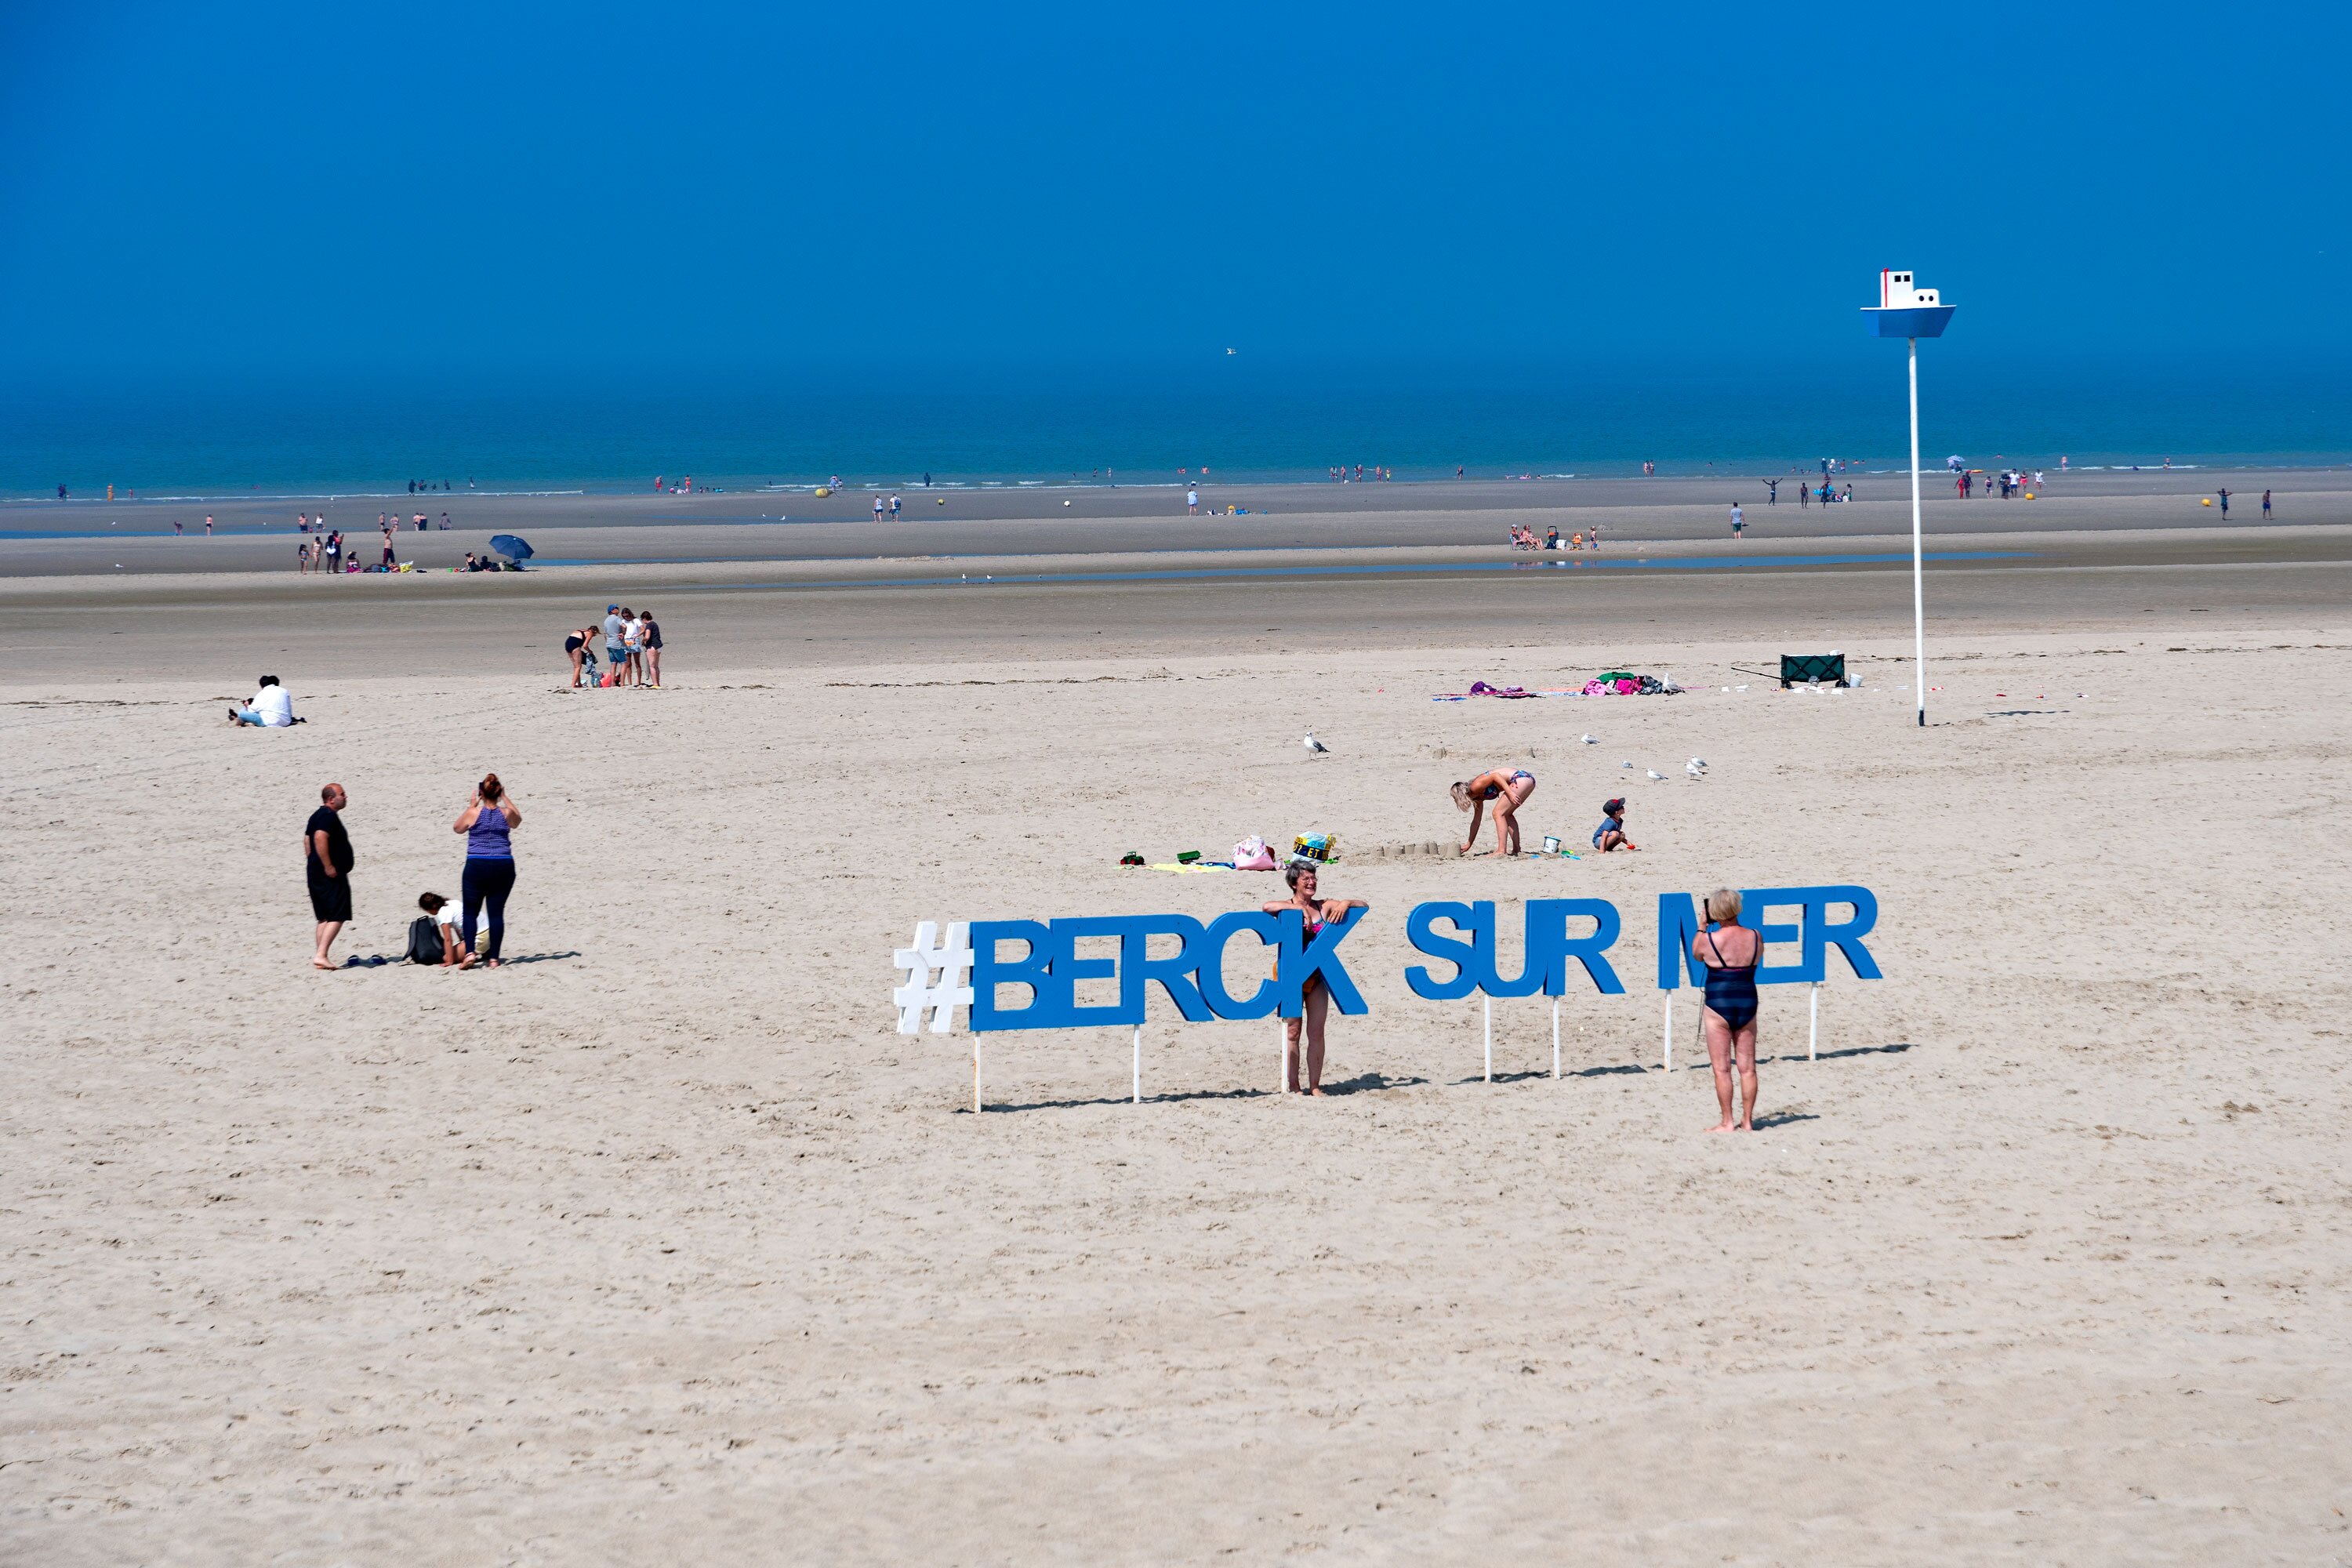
[1452,768,1535,856]
[1261,863,1368,1096]
[1690,887,1761,1132]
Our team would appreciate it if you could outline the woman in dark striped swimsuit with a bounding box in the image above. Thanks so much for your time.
[1690,887,1762,1133]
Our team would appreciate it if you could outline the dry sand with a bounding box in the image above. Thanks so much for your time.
[5,499,2350,1564]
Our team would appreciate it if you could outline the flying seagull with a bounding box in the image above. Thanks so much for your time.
[1303,733,1330,755]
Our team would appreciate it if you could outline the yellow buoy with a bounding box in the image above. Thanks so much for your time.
[2201,497,2212,506]
[815,487,832,497]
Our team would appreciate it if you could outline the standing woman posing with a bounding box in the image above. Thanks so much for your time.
[452,773,522,968]
[1261,863,1369,1096]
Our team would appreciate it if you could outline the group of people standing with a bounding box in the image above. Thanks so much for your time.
[564,604,665,688]
[305,775,524,971]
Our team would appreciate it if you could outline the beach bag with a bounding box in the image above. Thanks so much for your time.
[1233,835,1276,871]
[405,916,444,965]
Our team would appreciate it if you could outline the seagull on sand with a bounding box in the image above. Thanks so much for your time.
[1646,769,1667,782]
[1303,733,1330,756]
[1580,733,1597,744]
[1685,760,1706,779]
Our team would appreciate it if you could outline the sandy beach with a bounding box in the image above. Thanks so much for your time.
[6,485,2350,1564]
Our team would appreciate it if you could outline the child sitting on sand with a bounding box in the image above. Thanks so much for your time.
[1592,797,1638,852]
[405,892,470,967]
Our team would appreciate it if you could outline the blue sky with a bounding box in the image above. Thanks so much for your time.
[1,1,2341,383]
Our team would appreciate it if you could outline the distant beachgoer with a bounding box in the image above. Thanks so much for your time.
[1187,488,1200,514]
[408,892,466,967]
[1841,483,1853,503]
[1544,527,1560,550]
[889,493,901,520]
[307,782,354,969]
[1730,503,1745,539]
[1570,531,1584,550]
[1457,465,1465,480]
[205,517,214,535]
[452,773,521,968]
[1589,521,1602,550]
[1692,887,1762,1133]
[2263,488,2273,519]
[622,608,645,684]
[1592,797,1636,852]
[640,610,663,688]
[230,674,296,728]
[874,495,885,521]
[602,605,629,687]
[1765,478,1779,504]
[1798,481,1809,508]
[379,531,396,568]
[1453,768,1536,856]
[1262,862,1368,1096]
[2216,488,2230,517]
[563,625,600,687]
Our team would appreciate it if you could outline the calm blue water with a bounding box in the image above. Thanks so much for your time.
[4,358,2347,498]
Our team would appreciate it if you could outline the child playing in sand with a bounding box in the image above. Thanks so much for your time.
[1592,797,1637,852]
[407,892,470,967]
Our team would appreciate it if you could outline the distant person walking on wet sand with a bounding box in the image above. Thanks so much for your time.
[1691,887,1762,1132]
[452,773,522,968]
[306,782,354,969]
[1730,503,1745,539]
[1453,767,1536,856]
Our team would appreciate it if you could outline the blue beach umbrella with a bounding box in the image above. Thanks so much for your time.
[488,533,534,563]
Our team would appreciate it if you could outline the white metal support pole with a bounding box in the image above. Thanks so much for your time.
[1909,337,1926,728]
[974,1036,982,1115]
[1483,997,1493,1083]
[1552,998,1561,1080]
[1663,993,1673,1074]
[1278,1019,1287,1096]
[1809,981,1821,1062]
[1133,1025,1142,1104]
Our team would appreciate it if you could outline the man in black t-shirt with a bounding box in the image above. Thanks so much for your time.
[307,782,354,968]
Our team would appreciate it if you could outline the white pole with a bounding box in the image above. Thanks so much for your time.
[974,1035,982,1115]
[1133,1024,1142,1104]
[1809,981,1821,1062]
[1909,336,1926,728]
[1483,996,1493,1083]
[1663,993,1673,1074]
[1278,1019,1287,1096]
[1552,998,1561,1080]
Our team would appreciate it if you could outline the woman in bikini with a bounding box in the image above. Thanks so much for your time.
[1261,862,1368,1096]
[1690,887,1762,1133]
[1452,767,1535,856]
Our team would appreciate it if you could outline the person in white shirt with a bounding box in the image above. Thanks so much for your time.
[228,675,297,727]
[622,612,646,685]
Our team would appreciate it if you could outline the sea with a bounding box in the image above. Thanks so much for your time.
[3,356,2346,499]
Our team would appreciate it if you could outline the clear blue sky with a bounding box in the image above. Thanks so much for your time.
[1,1,2340,385]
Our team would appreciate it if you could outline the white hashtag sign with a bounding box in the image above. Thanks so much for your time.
[894,920,974,1035]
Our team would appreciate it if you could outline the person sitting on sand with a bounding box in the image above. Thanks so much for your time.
[1544,527,1560,550]
[1454,767,1536,856]
[1261,862,1368,1097]
[1691,887,1761,1132]
[1592,797,1637,851]
[406,892,470,967]
[228,675,296,728]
